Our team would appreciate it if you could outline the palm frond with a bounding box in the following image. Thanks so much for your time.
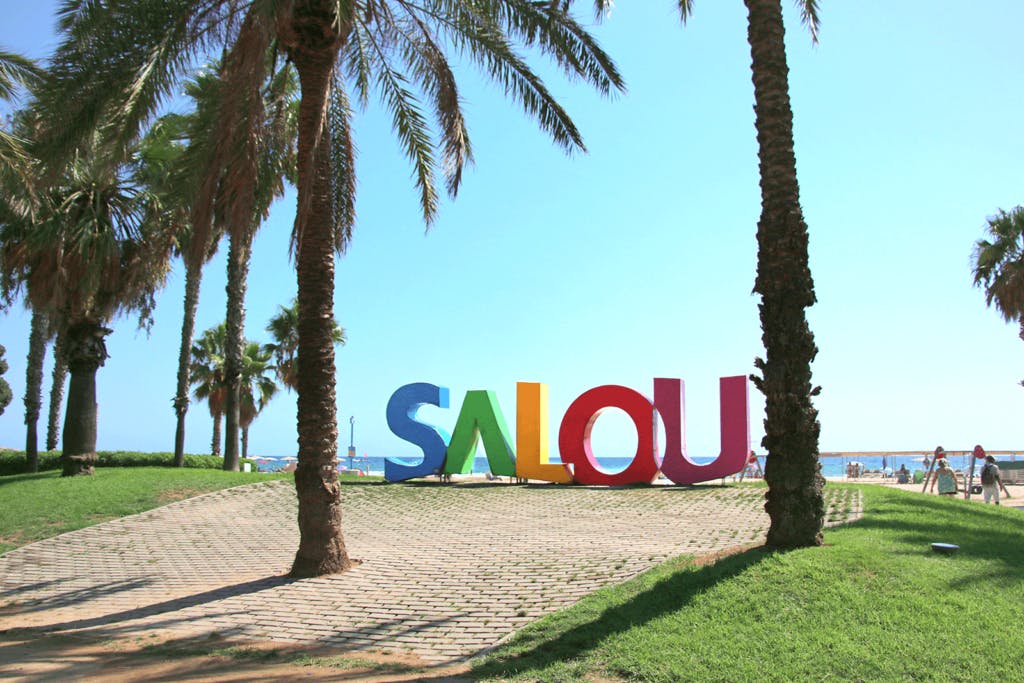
[0,48,43,101]
[328,68,357,253]
[972,206,1024,324]
[388,8,474,199]
[461,0,625,97]
[796,0,821,44]
[430,3,587,154]
[36,0,237,173]
[357,17,440,224]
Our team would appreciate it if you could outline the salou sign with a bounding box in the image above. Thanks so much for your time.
[384,376,752,486]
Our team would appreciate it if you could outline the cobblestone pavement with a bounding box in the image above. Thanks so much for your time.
[0,481,861,662]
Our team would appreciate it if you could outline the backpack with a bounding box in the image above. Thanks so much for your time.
[980,462,999,486]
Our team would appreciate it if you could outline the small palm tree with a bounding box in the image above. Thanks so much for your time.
[973,206,1024,384]
[266,299,345,392]
[0,343,12,416]
[238,341,278,460]
[1,142,174,475]
[190,323,228,456]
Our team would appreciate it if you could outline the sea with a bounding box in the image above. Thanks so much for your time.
[251,453,1022,478]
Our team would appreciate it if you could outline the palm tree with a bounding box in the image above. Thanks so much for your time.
[973,206,1024,384]
[266,299,345,392]
[37,0,623,576]
[22,308,50,472]
[218,60,299,473]
[45,329,67,451]
[1,57,48,471]
[595,0,825,546]
[190,323,228,456]
[1,143,174,476]
[238,340,278,460]
[137,80,227,468]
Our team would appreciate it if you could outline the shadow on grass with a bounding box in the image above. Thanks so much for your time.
[0,471,59,487]
[471,545,771,680]
[841,488,1024,584]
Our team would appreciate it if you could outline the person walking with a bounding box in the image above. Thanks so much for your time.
[980,455,1011,505]
[930,458,959,496]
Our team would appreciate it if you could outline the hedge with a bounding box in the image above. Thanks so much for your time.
[0,450,258,476]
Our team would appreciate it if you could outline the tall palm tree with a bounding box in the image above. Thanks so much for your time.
[37,0,623,576]
[238,340,278,460]
[45,329,67,451]
[266,298,345,392]
[1,61,49,471]
[138,81,227,468]
[218,60,299,473]
[1,143,174,476]
[594,0,825,546]
[973,206,1024,384]
[190,322,228,456]
[22,308,50,472]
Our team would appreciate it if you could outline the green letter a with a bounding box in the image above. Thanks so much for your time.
[444,390,516,476]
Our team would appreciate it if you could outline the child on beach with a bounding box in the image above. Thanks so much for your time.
[930,459,958,496]
[980,455,1010,504]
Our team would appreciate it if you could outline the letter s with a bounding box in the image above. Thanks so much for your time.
[384,383,450,482]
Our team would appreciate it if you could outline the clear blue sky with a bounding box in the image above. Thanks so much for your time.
[2,1,1022,462]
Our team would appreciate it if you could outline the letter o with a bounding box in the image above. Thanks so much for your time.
[558,385,659,486]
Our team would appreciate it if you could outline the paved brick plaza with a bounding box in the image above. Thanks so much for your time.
[0,480,860,662]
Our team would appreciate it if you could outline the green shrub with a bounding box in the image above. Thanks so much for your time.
[0,450,256,476]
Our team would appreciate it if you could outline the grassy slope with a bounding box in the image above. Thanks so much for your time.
[473,486,1024,682]
[0,468,291,554]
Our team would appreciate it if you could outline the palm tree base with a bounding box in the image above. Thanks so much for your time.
[764,467,825,548]
[289,464,353,578]
[61,453,96,476]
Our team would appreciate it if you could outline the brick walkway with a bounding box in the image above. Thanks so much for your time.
[0,481,860,662]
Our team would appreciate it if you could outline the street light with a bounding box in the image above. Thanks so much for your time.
[348,416,355,469]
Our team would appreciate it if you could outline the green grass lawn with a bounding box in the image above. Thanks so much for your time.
[0,467,293,554]
[472,486,1024,682]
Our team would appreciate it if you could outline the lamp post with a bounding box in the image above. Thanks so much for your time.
[348,416,355,469]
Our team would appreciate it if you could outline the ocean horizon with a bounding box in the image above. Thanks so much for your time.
[252,452,1022,478]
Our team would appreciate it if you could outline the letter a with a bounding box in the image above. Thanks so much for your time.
[444,391,516,476]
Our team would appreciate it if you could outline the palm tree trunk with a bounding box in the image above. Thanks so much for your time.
[222,231,251,472]
[212,412,222,457]
[23,309,49,473]
[46,330,67,452]
[173,258,204,467]
[287,15,352,577]
[242,425,249,461]
[746,0,824,548]
[61,321,111,476]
